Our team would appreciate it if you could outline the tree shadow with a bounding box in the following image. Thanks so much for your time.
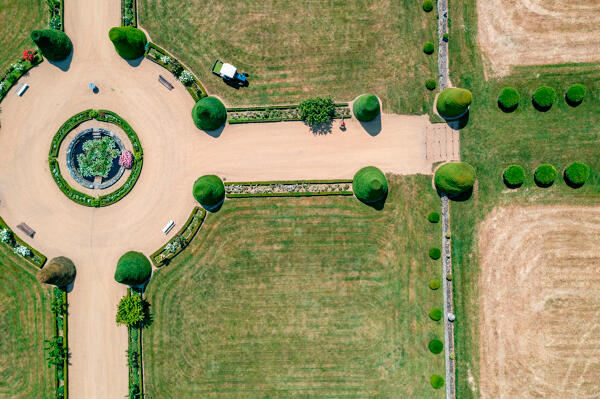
[565,95,583,108]
[498,101,518,113]
[358,192,388,211]
[141,298,154,329]
[125,56,144,67]
[203,124,225,138]
[436,187,473,202]
[563,174,585,189]
[47,50,73,71]
[445,110,469,130]
[502,176,523,189]
[533,178,554,188]
[359,114,382,136]
[305,120,333,135]
[532,99,552,112]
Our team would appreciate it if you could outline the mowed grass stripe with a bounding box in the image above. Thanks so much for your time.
[0,0,46,72]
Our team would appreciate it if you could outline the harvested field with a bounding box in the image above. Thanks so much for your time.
[477,0,600,76]
[478,206,600,398]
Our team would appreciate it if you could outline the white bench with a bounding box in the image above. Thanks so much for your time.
[162,220,175,234]
[15,83,29,97]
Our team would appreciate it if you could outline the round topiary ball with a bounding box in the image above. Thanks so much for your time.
[565,84,586,106]
[425,79,437,91]
[37,256,76,287]
[503,165,525,188]
[430,374,445,389]
[422,0,434,12]
[434,162,476,197]
[428,212,440,223]
[534,164,557,187]
[352,166,388,203]
[423,42,435,54]
[497,87,520,112]
[352,94,380,122]
[436,88,472,119]
[31,29,73,61]
[429,279,440,290]
[532,86,556,111]
[193,175,225,207]
[428,339,443,354]
[429,248,441,260]
[564,161,590,188]
[429,307,442,321]
[108,26,147,59]
[114,251,152,286]
[192,96,227,131]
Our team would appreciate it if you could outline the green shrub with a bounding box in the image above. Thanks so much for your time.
[422,0,434,11]
[108,26,147,59]
[497,87,520,112]
[436,88,472,118]
[37,257,76,287]
[534,164,557,187]
[30,29,72,61]
[428,339,443,354]
[428,212,440,223]
[298,96,335,124]
[116,295,144,327]
[532,86,555,111]
[192,97,227,131]
[352,166,388,203]
[446,273,452,281]
[503,165,525,188]
[193,175,225,207]
[443,33,449,42]
[565,84,586,106]
[423,42,434,54]
[425,79,437,91]
[429,248,441,260]
[430,375,445,389]
[429,279,440,290]
[434,162,476,197]
[429,307,442,321]
[114,251,152,286]
[352,94,380,122]
[564,161,590,188]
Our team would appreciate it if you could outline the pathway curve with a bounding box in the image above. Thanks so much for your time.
[441,196,456,398]
[0,1,449,397]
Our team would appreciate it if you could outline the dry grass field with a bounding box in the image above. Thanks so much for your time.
[0,0,45,72]
[477,206,600,398]
[477,0,600,75]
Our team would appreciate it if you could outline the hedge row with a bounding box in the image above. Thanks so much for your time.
[0,216,47,267]
[0,51,44,105]
[145,42,207,101]
[227,191,354,198]
[121,0,137,27]
[227,103,351,124]
[49,288,68,399]
[225,180,354,198]
[127,289,144,398]
[498,84,588,112]
[225,179,353,186]
[46,0,64,31]
[150,207,206,267]
[503,162,590,189]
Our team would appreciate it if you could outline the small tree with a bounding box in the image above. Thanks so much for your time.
[298,97,335,125]
[116,295,145,327]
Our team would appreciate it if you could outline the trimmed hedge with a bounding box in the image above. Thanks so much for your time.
[192,96,227,131]
[428,212,440,223]
[193,175,225,207]
[0,216,47,267]
[429,248,441,260]
[429,307,442,321]
[425,79,437,91]
[121,0,137,27]
[436,88,472,118]
[532,86,555,111]
[564,161,590,188]
[430,375,445,389]
[428,339,444,354]
[37,256,76,287]
[565,84,586,106]
[497,87,520,112]
[114,251,151,286]
[534,164,557,187]
[108,26,147,59]
[422,0,434,11]
[31,29,72,61]
[423,42,434,54]
[0,51,44,105]
[352,166,388,203]
[353,94,380,122]
[434,162,476,197]
[429,279,440,290]
[503,165,525,188]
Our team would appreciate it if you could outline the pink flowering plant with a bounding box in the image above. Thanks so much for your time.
[119,150,133,169]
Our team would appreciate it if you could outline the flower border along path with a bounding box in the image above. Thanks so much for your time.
[48,109,143,207]
[0,216,47,267]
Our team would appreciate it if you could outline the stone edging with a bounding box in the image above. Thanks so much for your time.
[441,195,456,399]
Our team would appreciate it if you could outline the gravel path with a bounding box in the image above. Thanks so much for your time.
[437,0,450,89]
[441,195,456,398]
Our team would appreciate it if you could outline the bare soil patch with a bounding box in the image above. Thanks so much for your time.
[478,206,600,398]
[477,0,600,76]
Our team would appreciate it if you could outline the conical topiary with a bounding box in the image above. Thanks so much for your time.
[37,256,76,287]
[352,166,388,203]
[108,26,147,59]
[353,94,380,122]
[31,29,73,61]
[193,175,225,208]
[436,88,472,118]
[114,251,151,286]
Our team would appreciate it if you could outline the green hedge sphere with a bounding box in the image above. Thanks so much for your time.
[192,96,227,131]
[428,212,440,223]
[436,88,472,118]
[425,79,437,90]
[564,161,590,188]
[497,87,520,112]
[503,165,525,188]
[430,375,445,389]
[353,94,380,122]
[423,42,434,54]
[429,307,442,321]
[352,166,388,203]
[532,86,556,111]
[429,248,441,260]
[428,339,444,354]
[31,29,73,61]
[429,279,440,290]
[193,175,225,207]
[114,251,152,286]
[422,0,434,11]
[566,84,586,106]
[534,164,557,187]
[108,26,147,59]
[434,162,476,197]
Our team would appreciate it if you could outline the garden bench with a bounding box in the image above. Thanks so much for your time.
[15,83,29,97]
[162,220,174,234]
[158,75,174,90]
[17,223,35,238]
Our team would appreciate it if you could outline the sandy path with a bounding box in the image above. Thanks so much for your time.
[0,1,441,397]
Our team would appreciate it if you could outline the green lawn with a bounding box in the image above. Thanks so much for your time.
[0,245,54,398]
[447,1,600,398]
[144,175,445,398]
[0,0,45,72]
[138,0,438,114]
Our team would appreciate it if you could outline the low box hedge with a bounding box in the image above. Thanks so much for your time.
[225,179,354,198]
[121,0,137,27]
[0,216,47,267]
[0,52,44,105]
[226,191,354,198]
[226,104,351,124]
[225,179,352,186]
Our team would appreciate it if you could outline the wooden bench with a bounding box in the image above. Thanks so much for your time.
[17,223,35,238]
[162,220,175,234]
[158,75,174,90]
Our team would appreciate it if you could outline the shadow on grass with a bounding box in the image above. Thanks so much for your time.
[359,114,382,136]
[533,178,555,188]
[498,101,518,113]
[359,192,388,211]
[446,110,470,130]
[436,187,473,202]
[502,176,523,189]
[141,298,154,329]
[532,99,553,112]
[565,95,583,108]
